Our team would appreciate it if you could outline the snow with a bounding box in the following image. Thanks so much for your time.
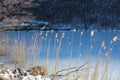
[22,75,51,80]
[0,72,9,79]
[20,20,50,26]
[0,68,51,80]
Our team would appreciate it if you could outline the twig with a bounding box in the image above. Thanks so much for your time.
[49,61,90,79]
[50,67,93,79]
[55,61,89,75]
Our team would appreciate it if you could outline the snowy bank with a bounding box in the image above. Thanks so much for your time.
[0,64,50,80]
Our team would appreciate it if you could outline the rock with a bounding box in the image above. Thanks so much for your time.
[13,68,25,80]
[23,72,27,76]
[13,68,24,76]
[29,66,47,76]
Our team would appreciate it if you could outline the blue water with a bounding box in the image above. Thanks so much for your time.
[6,30,120,62]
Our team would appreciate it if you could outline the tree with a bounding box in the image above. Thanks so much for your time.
[0,0,29,25]
[0,0,45,31]
[0,0,119,31]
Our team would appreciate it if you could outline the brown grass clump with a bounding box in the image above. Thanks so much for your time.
[29,66,48,76]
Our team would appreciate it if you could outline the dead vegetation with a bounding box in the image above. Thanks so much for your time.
[0,30,120,80]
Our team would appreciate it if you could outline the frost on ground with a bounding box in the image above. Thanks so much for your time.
[0,63,50,80]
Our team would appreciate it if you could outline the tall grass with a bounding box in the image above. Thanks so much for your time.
[0,30,120,80]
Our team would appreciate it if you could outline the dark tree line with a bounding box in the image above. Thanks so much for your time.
[31,0,119,30]
[0,0,120,31]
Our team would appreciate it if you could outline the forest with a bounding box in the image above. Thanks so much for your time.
[0,0,119,31]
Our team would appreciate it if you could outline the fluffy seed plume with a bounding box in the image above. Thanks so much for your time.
[61,33,65,38]
[55,33,58,38]
[105,52,109,57]
[91,31,94,37]
[101,41,105,47]
[80,32,83,36]
[113,36,118,42]
[110,36,118,44]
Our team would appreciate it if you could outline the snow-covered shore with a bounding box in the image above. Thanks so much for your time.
[0,63,50,80]
[0,58,120,80]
